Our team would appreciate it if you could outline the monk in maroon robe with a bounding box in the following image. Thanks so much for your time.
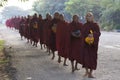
[68,15,83,72]
[49,12,60,60]
[5,19,9,28]
[25,15,31,43]
[29,16,34,45]
[42,14,50,48]
[16,16,21,30]
[38,14,44,49]
[19,17,25,40]
[10,17,14,29]
[42,14,52,53]
[31,13,39,47]
[56,14,69,66]
[81,12,101,78]
[23,17,27,39]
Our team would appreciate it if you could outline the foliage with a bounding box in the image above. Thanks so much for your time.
[0,0,28,7]
[0,40,4,51]
[100,0,120,30]
[1,6,31,21]
[33,0,68,17]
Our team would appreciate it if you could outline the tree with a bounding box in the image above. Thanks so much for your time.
[100,0,120,30]
[0,0,28,7]
[1,6,31,23]
[65,0,102,21]
[33,0,68,17]
[111,9,120,29]
[65,0,88,17]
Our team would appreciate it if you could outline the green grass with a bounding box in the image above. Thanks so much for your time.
[0,59,9,64]
[0,40,5,51]
[0,40,8,64]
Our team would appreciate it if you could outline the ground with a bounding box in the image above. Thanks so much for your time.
[0,24,120,80]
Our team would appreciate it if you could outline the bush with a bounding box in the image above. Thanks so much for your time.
[0,40,5,51]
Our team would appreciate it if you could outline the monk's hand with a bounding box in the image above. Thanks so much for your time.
[73,34,80,38]
[76,34,81,38]
[88,34,93,38]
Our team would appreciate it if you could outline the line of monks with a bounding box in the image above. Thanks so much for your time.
[6,12,101,78]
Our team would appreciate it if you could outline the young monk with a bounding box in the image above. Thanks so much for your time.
[31,13,39,47]
[43,13,52,54]
[81,12,101,78]
[19,16,25,40]
[56,14,69,66]
[38,14,44,49]
[25,15,31,43]
[49,12,60,60]
[69,15,83,72]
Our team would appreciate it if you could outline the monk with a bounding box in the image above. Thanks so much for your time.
[19,16,25,40]
[38,14,44,49]
[81,12,101,78]
[68,15,83,72]
[56,14,69,66]
[16,16,21,30]
[25,15,31,43]
[42,13,52,53]
[29,16,34,45]
[30,13,39,47]
[49,12,60,60]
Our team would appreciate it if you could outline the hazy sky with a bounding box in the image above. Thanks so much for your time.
[0,0,36,20]
[6,0,36,10]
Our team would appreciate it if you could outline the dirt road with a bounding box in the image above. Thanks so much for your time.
[0,24,120,80]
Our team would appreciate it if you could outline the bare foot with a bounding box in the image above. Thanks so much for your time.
[71,66,75,73]
[41,47,43,49]
[72,69,75,73]
[48,52,51,55]
[57,56,61,63]
[51,57,54,60]
[40,44,43,49]
[88,74,95,78]
[74,67,80,71]
[58,60,62,63]
[51,55,55,60]
[27,41,29,43]
[30,41,32,44]
[63,63,68,66]
[83,72,89,77]
[33,43,35,46]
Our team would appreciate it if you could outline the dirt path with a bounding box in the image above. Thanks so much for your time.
[0,24,120,80]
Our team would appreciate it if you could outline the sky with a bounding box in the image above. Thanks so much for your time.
[6,0,36,10]
[0,0,37,23]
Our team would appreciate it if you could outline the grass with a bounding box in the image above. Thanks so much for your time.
[0,40,6,64]
[0,59,9,64]
[0,40,5,51]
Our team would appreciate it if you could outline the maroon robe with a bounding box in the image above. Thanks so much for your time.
[43,19,48,44]
[10,18,14,29]
[25,18,31,40]
[31,17,39,43]
[56,20,69,58]
[68,21,83,62]
[16,17,21,30]
[24,19,28,38]
[49,18,60,52]
[38,19,44,44]
[5,19,9,28]
[81,22,101,70]
[19,18,25,37]
[43,19,52,47]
